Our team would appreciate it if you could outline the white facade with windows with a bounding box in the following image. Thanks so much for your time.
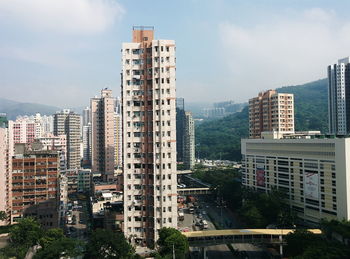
[328,57,350,135]
[241,136,350,225]
[121,28,178,246]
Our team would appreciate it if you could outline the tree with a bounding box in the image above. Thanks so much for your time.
[33,228,82,259]
[84,229,135,259]
[240,202,265,228]
[10,217,43,248]
[0,211,7,221]
[285,229,350,259]
[0,217,43,259]
[157,228,189,259]
[34,237,82,259]
[38,228,65,248]
[0,218,82,259]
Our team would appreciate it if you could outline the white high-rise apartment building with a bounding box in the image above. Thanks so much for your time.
[53,109,81,170]
[184,111,195,169]
[328,57,350,135]
[121,27,178,246]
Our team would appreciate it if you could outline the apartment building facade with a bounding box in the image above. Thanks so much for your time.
[91,89,116,180]
[328,57,350,135]
[35,133,67,171]
[241,135,350,224]
[11,148,59,226]
[176,98,185,163]
[0,114,13,225]
[8,118,37,144]
[53,109,81,170]
[114,113,122,168]
[121,27,178,246]
[249,90,294,138]
[184,111,195,169]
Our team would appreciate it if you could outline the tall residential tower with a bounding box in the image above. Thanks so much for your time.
[249,90,294,138]
[91,89,116,180]
[328,57,350,135]
[184,111,195,169]
[53,110,81,170]
[121,27,178,246]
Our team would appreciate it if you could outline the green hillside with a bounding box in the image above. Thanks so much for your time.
[196,79,328,161]
[0,98,60,120]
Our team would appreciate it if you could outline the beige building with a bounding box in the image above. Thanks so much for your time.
[114,113,122,168]
[53,110,81,170]
[121,26,178,246]
[249,90,294,139]
[91,89,116,181]
[0,115,13,225]
[241,133,350,225]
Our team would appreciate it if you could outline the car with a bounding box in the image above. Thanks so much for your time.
[202,210,207,215]
[195,220,201,226]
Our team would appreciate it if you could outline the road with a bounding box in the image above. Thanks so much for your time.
[197,197,272,259]
[179,202,234,259]
[66,199,88,241]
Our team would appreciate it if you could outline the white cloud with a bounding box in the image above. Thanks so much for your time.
[0,46,78,67]
[0,0,124,34]
[219,8,350,102]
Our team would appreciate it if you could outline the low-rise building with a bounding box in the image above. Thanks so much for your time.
[91,190,123,231]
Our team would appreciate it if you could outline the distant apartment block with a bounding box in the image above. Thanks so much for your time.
[82,124,92,167]
[35,133,67,171]
[121,26,178,246]
[9,118,37,144]
[176,99,195,169]
[82,107,91,128]
[91,89,116,181]
[53,109,81,170]
[203,107,226,118]
[176,98,185,163]
[184,112,195,169]
[328,57,350,135]
[114,113,122,168]
[82,107,92,167]
[249,90,294,138]
[242,133,350,224]
[11,145,59,227]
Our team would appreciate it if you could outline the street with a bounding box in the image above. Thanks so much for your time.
[180,196,272,259]
[66,195,89,241]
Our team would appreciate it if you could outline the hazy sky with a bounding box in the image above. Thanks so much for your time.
[1,0,350,107]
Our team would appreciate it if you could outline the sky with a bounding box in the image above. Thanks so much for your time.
[1,0,350,108]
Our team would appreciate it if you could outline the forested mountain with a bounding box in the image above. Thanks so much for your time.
[195,79,328,161]
[0,98,60,120]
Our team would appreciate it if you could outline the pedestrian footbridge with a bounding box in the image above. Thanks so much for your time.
[177,187,211,195]
[183,229,322,247]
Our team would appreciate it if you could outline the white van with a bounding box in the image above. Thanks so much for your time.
[202,220,208,229]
